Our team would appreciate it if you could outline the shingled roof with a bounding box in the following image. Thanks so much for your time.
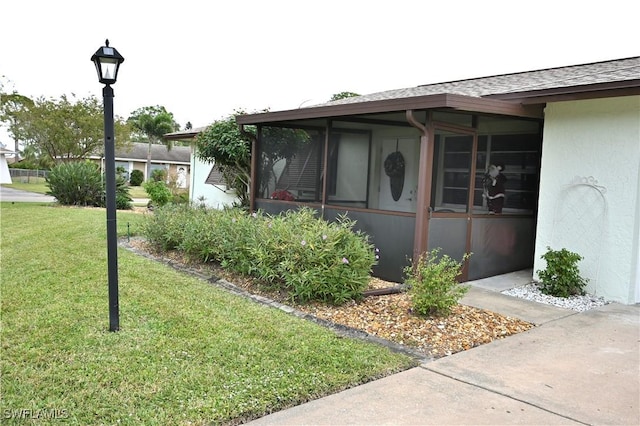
[113,142,190,163]
[237,56,640,124]
[319,56,640,106]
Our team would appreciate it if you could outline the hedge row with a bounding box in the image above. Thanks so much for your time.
[142,205,377,304]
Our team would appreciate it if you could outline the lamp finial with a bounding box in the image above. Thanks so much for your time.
[105,39,110,47]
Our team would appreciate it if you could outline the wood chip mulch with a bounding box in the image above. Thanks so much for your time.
[123,239,534,359]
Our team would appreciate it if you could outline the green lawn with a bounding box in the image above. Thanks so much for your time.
[0,203,415,425]
[127,185,148,199]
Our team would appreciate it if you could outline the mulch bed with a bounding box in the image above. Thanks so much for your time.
[122,238,534,359]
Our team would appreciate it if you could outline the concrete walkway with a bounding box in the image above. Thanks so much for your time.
[0,186,56,203]
[0,186,148,206]
[249,271,640,425]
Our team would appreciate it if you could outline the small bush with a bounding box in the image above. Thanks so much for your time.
[253,208,376,304]
[129,169,144,186]
[171,191,189,204]
[180,208,227,262]
[46,161,132,209]
[404,249,470,317]
[144,180,172,208]
[46,161,103,206]
[537,247,587,297]
[99,174,133,210]
[151,169,167,182]
[142,203,193,250]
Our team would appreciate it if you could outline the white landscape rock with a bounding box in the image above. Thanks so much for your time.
[501,283,609,312]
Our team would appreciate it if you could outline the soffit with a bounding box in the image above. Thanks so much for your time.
[236,93,543,125]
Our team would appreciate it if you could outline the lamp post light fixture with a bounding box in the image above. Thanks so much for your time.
[91,39,124,332]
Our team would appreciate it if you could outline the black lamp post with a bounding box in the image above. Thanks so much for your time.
[91,40,124,332]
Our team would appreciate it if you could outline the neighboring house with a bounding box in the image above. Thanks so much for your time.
[0,148,15,184]
[88,142,191,187]
[164,128,239,208]
[234,56,640,305]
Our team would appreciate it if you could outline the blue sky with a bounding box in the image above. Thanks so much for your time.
[1,0,638,144]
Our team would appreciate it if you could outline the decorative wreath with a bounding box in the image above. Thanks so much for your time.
[384,151,405,178]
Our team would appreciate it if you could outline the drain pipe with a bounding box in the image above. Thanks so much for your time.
[363,285,406,297]
[406,110,431,261]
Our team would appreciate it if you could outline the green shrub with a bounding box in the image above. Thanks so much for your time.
[144,180,172,208]
[143,205,376,304]
[536,247,587,297]
[151,168,167,182]
[179,207,226,262]
[142,203,193,250]
[46,161,103,206]
[171,191,189,204]
[404,249,470,317]
[100,174,133,210]
[129,169,144,186]
[46,161,132,209]
[261,208,375,304]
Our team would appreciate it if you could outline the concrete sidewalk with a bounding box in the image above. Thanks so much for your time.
[0,186,56,203]
[0,186,149,206]
[249,272,640,425]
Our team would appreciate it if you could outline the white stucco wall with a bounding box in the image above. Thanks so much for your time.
[189,152,238,209]
[534,96,640,304]
[0,154,12,184]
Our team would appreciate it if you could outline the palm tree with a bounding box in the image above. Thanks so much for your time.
[127,106,179,180]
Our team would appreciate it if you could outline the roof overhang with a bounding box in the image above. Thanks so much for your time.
[236,93,543,125]
[164,126,208,141]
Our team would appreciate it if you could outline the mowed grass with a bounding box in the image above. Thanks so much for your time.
[0,203,415,425]
[127,185,148,199]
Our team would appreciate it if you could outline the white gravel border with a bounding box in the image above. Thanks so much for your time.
[501,282,610,312]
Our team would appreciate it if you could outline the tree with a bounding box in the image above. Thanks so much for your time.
[196,110,310,207]
[0,90,34,157]
[127,106,180,181]
[1,78,34,157]
[329,91,360,101]
[12,145,54,170]
[196,112,252,207]
[1,92,130,165]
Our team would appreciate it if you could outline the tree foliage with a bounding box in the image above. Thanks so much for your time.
[128,105,179,143]
[12,145,54,170]
[196,110,310,207]
[127,105,180,180]
[196,112,252,207]
[0,88,34,154]
[0,90,130,165]
[330,91,360,101]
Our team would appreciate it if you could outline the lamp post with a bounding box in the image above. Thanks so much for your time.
[91,40,124,332]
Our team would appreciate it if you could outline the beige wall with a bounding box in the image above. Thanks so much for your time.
[88,158,190,188]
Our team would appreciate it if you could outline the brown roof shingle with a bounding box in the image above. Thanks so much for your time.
[319,57,640,106]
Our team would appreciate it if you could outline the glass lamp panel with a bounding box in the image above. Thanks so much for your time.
[100,60,118,81]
